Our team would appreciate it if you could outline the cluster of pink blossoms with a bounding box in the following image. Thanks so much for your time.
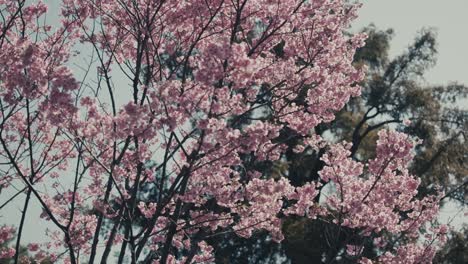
[0,0,447,263]
[0,226,15,259]
[319,130,445,262]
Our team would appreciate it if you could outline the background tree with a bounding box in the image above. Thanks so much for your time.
[434,226,468,264]
[345,25,467,202]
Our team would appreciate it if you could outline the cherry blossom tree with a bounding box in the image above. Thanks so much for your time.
[0,0,447,263]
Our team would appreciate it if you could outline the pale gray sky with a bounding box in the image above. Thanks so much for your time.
[352,0,468,86]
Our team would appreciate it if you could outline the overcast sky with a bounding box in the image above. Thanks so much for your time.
[352,0,468,86]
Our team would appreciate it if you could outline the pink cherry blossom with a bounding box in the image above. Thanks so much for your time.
[0,0,446,263]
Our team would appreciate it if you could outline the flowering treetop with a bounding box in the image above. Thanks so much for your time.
[0,0,445,263]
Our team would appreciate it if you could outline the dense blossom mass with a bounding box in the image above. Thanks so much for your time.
[0,0,446,263]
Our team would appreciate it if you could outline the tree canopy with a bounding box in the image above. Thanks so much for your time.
[0,1,463,263]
